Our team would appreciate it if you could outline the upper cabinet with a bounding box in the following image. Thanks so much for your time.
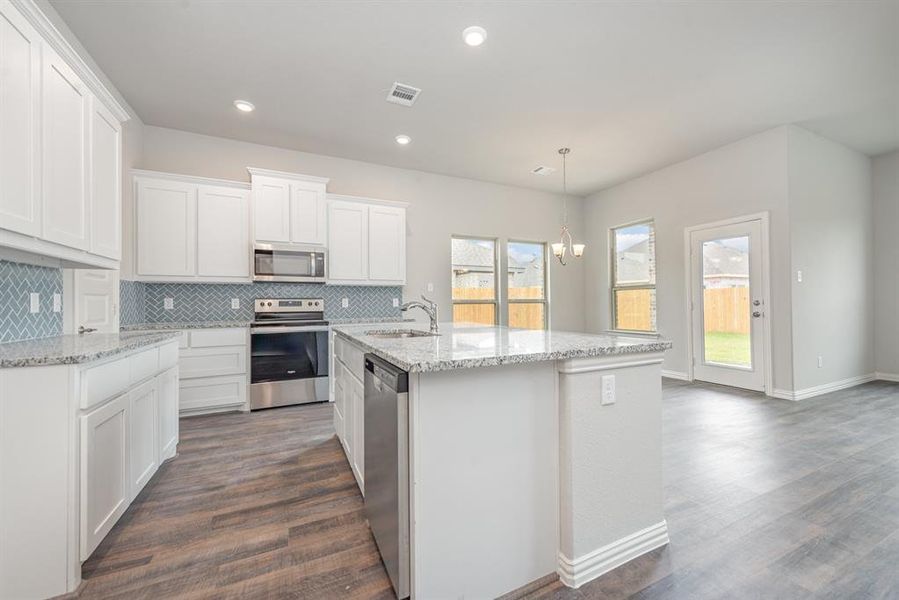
[249,168,329,246]
[327,194,407,286]
[133,171,250,282]
[0,0,128,269]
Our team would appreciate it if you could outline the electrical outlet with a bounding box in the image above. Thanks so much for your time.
[29,292,40,314]
[53,293,61,313]
[392,298,399,308]
[164,297,174,310]
[231,298,240,310]
[427,282,434,292]
[817,355,823,368]
[341,298,349,308]
[601,374,616,405]
[797,270,803,283]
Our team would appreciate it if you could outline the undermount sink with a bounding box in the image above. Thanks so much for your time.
[365,329,439,339]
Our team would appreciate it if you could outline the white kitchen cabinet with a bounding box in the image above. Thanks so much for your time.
[89,99,122,259]
[327,194,408,285]
[41,44,89,251]
[129,378,158,498]
[157,367,179,461]
[135,176,196,276]
[197,185,250,277]
[350,375,365,492]
[0,1,41,237]
[333,334,365,494]
[81,391,130,561]
[327,199,369,281]
[177,327,249,415]
[133,171,251,282]
[249,168,329,245]
[368,204,406,282]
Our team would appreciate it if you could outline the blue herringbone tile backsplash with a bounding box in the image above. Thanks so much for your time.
[0,261,63,343]
[122,281,403,323]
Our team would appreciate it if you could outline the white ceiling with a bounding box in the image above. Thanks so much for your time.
[51,0,899,196]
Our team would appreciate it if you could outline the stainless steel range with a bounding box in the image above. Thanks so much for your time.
[249,298,329,410]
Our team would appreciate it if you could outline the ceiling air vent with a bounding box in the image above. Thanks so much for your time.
[387,82,422,106]
[531,165,556,176]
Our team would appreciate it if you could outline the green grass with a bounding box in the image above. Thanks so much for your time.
[704,331,751,366]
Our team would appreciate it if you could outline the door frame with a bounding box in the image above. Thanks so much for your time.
[683,212,773,395]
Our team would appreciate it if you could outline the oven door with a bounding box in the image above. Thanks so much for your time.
[250,327,329,409]
[253,244,326,282]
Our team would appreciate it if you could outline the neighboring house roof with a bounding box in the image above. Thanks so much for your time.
[702,242,748,277]
[616,238,650,283]
[452,239,544,287]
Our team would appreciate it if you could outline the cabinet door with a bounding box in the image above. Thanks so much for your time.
[253,177,290,242]
[89,99,122,259]
[327,200,368,281]
[197,185,249,277]
[350,374,365,493]
[157,367,179,462]
[368,205,406,283]
[81,392,129,560]
[333,362,346,444]
[290,183,326,245]
[42,46,90,250]
[136,178,196,276]
[0,1,40,236]
[129,379,158,498]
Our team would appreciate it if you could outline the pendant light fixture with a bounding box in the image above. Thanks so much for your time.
[551,147,585,265]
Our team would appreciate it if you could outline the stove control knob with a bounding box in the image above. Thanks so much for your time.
[267,302,272,307]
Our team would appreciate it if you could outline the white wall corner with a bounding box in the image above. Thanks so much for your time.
[874,372,899,383]
[782,373,876,401]
[557,521,669,589]
[661,370,689,381]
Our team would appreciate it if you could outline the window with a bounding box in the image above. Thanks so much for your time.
[611,220,656,332]
[507,241,547,329]
[452,236,498,325]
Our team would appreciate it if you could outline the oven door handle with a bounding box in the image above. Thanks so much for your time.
[250,326,331,334]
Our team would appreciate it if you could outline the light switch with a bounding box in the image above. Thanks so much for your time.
[797,270,803,283]
[231,298,240,310]
[341,298,349,308]
[601,374,616,405]
[427,282,434,292]
[53,293,62,313]
[392,298,399,308]
[164,297,174,310]
[29,292,40,314]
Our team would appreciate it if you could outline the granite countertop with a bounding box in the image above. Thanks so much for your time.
[120,321,251,331]
[332,323,672,373]
[0,331,182,368]
[327,317,411,325]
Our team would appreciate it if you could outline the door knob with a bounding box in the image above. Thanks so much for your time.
[753,300,761,306]
[78,326,97,334]
[752,311,762,318]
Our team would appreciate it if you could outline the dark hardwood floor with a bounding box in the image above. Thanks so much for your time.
[78,380,899,599]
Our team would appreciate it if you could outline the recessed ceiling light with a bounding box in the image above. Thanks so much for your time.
[463,25,487,47]
[233,100,255,113]
[395,134,412,145]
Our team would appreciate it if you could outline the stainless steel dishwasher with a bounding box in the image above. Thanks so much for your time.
[364,354,410,600]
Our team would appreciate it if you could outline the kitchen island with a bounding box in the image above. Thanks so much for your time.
[331,323,672,599]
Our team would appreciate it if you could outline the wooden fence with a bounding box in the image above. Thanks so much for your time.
[452,287,545,329]
[615,287,749,334]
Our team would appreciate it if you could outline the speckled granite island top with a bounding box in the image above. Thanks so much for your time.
[332,323,672,373]
[120,321,251,331]
[0,331,182,368]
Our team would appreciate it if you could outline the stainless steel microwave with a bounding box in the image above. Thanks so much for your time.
[253,244,326,283]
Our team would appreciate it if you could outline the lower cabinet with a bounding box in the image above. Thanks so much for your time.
[333,335,365,494]
[81,392,130,560]
[177,328,248,415]
[158,367,179,460]
[129,378,159,497]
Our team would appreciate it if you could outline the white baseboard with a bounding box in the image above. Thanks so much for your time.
[661,370,690,381]
[557,521,669,589]
[875,372,899,382]
[772,373,876,401]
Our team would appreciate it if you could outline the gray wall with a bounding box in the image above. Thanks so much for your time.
[787,127,874,390]
[583,127,795,391]
[134,126,587,332]
[874,150,899,377]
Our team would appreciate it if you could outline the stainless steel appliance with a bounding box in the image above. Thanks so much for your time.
[249,298,329,410]
[364,354,411,599]
[253,243,326,283]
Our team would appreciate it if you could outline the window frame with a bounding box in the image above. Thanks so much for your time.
[507,238,549,330]
[609,218,657,334]
[451,235,500,326]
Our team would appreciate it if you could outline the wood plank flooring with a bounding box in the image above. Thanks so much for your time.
[78,380,899,599]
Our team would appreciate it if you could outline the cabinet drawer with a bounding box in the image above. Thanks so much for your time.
[189,328,246,348]
[179,346,247,379]
[81,356,130,410]
[179,375,247,413]
[178,331,189,349]
[158,341,179,370]
[130,348,159,384]
[342,340,366,383]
